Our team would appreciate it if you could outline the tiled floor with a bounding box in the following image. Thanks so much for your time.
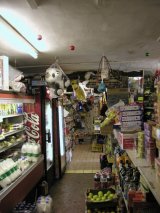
[50,173,93,213]
[50,142,104,212]
[66,142,103,173]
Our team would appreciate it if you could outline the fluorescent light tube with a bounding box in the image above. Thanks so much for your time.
[0,16,38,59]
[26,0,39,9]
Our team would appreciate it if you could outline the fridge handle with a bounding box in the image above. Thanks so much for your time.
[46,130,51,143]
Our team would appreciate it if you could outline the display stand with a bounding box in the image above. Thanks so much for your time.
[0,156,44,213]
[0,92,44,212]
[114,131,160,206]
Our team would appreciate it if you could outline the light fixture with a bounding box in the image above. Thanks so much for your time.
[26,0,39,9]
[0,16,38,59]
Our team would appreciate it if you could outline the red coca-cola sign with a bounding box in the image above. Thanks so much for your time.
[24,112,40,144]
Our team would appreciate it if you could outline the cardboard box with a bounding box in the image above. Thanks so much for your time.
[120,105,141,111]
[121,110,142,116]
[121,115,141,122]
[121,121,142,127]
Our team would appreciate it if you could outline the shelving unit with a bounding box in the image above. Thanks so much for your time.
[0,139,25,154]
[0,113,23,120]
[0,128,25,141]
[113,128,160,208]
[0,92,43,213]
[0,155,44,213]
[126,149,160,205]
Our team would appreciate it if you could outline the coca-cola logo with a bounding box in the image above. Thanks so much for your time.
[24,112,40,143]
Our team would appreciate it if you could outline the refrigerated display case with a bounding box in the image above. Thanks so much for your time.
[58,103,66,174]
[0,92,44,213]
[35,86,55,187]
[45,100,54,170]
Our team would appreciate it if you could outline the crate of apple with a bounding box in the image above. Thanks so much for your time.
[86,188,117,209]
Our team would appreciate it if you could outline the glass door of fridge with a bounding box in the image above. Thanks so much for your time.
[58,105,66,172]
[45,101,54,170]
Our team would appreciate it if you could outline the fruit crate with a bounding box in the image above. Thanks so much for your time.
[85,188,118,210]
[91,143,103,152]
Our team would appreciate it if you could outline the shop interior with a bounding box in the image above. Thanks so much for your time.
[1,1,160,213]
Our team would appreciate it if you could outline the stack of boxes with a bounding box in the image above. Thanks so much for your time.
[136,132,145,158]
[117,132,137,149]
[144,122,156,166]
[117,105,143,149]
[120,105,143,132]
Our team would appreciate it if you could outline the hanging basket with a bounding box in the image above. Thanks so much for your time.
[96,56,112,93]
[98,56,112,80]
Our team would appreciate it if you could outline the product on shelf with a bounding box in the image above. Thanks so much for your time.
[0,158,21,188]
[0,103,23,116]
[144,122,157,166]
[119,104,143,132]
[12,201,37,213]
[155,158,160,182]
[94,166,115,190]
[136,131,145,158]
[21,142,41,162]
[0,134,26,151]
[143,75,155,122]
[17,156,30,171]
[113,129,138,150]
[36,195,53,213]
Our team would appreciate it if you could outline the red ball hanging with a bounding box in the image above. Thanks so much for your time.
[69,45,75,51]
[37,34,42,40]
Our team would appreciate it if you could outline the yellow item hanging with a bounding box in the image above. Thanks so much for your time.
[71,80,86,101]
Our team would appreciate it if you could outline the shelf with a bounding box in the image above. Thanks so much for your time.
[0,155,44,213]
[0,128,25,141]
[0,113,23,120]
[126,149,160,205]
[0,139,25,154]
[126,150,149,167]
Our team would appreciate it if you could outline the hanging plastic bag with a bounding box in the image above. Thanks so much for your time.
[97,80,106,93]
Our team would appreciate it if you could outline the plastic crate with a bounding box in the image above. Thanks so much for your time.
[92,143,103,152]
[85,188,118,210]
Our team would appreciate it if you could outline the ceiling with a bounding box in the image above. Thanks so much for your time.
[1,0,160,75]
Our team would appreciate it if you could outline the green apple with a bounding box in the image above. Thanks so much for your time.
[108,194,114,200]
[93,195,98,199]
[104,193,108,197]
[98,191,103,197]
[101,196,106,201]
[106,191,111,196]
[87,195,91,200]
[96,197,100,202]
[88,192,93,198]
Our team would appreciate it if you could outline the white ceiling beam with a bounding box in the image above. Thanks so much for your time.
[26,0,39,9]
